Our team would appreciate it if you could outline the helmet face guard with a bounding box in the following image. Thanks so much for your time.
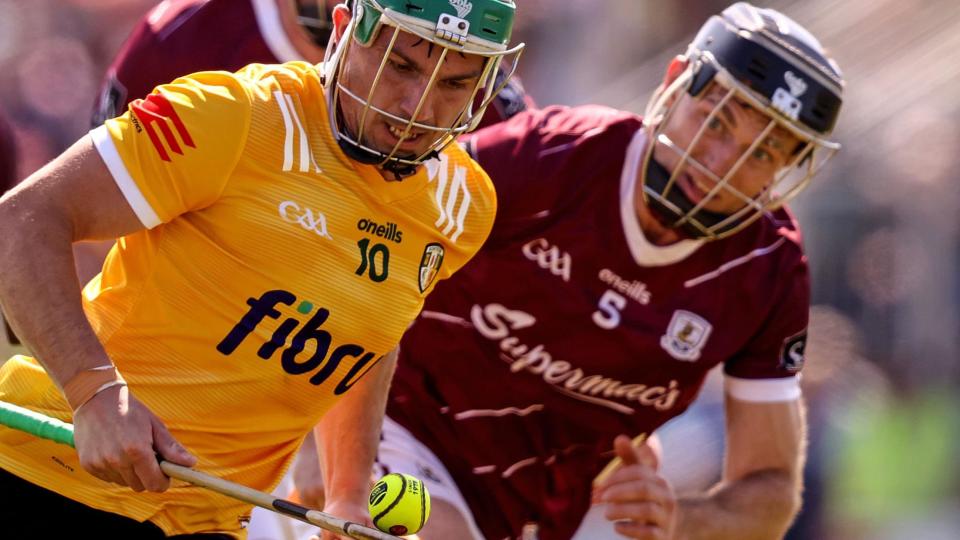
[641,3,844,240]
[322,0,524,177]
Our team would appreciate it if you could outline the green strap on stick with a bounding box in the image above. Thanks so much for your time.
[0,401,399,540]
[0,401,75,447]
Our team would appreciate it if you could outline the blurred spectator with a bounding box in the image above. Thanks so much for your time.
[1,106,20,358]
[824,388,960,540]
[90,0,328,127]
[0,107,14,209]
[0,107,15,193]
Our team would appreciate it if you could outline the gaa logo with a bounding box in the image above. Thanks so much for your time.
[216,289,384,394]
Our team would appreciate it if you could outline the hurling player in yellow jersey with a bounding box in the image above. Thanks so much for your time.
[0,1,522,538]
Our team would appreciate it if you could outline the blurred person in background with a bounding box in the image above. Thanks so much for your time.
[0,1,522,538]
[0,108,15,194]
[0,107,21,359]
[369,3,844,539]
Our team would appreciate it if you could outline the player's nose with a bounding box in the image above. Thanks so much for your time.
[695,138,740,180]
[396,78,437,126]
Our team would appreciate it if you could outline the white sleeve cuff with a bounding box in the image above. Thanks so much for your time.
[724,374,801,402]
[90,125,162,229]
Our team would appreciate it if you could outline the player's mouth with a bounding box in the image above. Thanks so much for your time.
[384,122,425,151]
[675,172,711,205]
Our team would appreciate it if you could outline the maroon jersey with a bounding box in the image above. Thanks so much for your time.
[388,106,809,540]
[0,109,15,193]
[92,0,531,127]
[92,0,302,125]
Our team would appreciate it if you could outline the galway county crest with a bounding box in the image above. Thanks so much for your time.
[660,310,712,361]
[418,243,445,293]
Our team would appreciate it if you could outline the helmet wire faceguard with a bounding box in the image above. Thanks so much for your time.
[321,0,524,178]
[641,2,844,240]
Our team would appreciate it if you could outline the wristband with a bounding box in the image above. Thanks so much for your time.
[62,365,127,412]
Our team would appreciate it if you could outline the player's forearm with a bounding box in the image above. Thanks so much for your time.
[0,185,111,383]
[674,469,801,540]
[316,347,398,502]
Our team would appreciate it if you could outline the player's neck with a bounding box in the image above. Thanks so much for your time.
[275,0,327,64]
[633,183,684,246]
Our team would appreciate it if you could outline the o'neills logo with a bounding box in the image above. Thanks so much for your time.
[470,303,680,415]
[357,218,403,243]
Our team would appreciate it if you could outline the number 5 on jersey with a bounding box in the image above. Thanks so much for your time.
[593,290,627,329]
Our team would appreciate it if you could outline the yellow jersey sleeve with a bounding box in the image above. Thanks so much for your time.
[90,71,253,227]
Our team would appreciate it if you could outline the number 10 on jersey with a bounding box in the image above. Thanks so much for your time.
[356,239,390,283]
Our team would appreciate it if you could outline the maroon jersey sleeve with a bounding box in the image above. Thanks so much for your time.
[463,105,641,241]
[0,109,17,193]
[91,0,276,126]
[723,237,810,380]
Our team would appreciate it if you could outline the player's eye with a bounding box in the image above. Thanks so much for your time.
[751,147,773,163]
[706,116,725,132]
[388,58,415,74]
[441,79,468,91]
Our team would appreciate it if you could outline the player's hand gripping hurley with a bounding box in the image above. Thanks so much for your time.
[0,401,400,540]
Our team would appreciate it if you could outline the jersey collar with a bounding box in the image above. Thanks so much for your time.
[620,129,703,267]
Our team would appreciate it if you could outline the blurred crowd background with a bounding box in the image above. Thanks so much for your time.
[1,1,958,538]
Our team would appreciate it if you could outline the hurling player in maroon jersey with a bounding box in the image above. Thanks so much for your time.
[379,3,844,540]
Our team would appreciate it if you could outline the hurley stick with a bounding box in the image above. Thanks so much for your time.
[0,401,399,540]
[593,433,648,485]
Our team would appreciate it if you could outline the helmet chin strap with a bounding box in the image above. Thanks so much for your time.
[333,106,435,180]
[335,136,428,180]
[643,157,737,239]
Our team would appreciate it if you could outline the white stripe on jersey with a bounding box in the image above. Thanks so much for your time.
[274,90,295,171]
[685,237,787,288]
[453,404,544,420]
[427,155,472,243]
[282,93,318,173]
[275,91,320,173]
[419,310,473,327]
[724,374,801,402]
[90,125,162,228]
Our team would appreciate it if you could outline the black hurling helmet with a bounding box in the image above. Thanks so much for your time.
[642,2,844,240]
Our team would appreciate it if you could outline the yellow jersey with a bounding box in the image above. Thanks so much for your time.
[0,62,495,536]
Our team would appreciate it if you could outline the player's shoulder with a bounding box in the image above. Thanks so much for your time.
[429,142,498,241]
[438,140,496,206]
[486,104,640,141]
[467,104,641,169]
[233,61,322,97]
[726,205,808,270]
[766,205,806,254]
[537,104,642,135]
